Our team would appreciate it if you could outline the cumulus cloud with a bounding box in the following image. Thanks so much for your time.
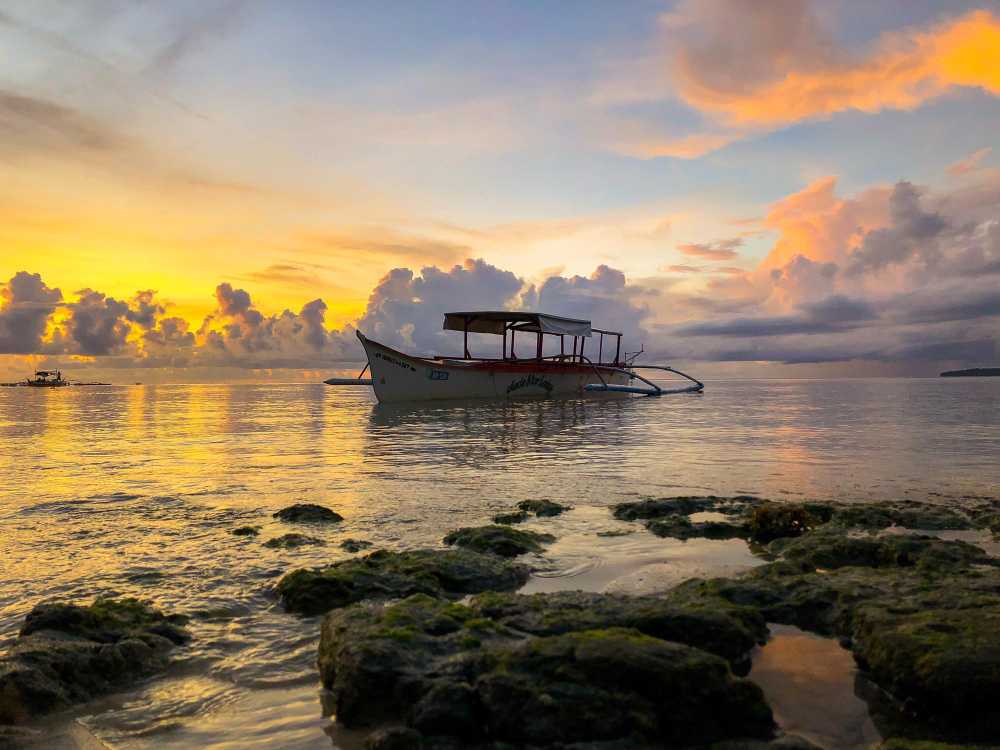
[526,265,654,342]
[358,259,524,353]
[198,283,358,366]
[0,271,63,354]
[665,171,1000,367]
[60,289,134,356]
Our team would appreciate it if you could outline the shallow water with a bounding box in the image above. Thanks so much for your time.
[1,378,998,748]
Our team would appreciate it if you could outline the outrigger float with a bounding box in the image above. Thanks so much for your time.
[325,311,703,404]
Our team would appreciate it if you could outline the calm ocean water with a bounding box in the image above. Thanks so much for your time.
[1,378,998,749]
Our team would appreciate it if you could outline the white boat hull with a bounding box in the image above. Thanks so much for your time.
[358,333,630,404]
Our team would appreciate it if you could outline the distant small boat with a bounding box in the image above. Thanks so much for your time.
[25,371,68,388]
[326,311,704,403]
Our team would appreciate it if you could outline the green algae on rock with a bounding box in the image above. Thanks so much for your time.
[231,525,261,537]
[771,530,992,570]
[747,504,819,543]
[443,524,554,557]
[465,590,767,670]
[492,499,570,526]
[0,598,189,724]
[273,503,344,523]
[318,594,774,747]
[263,533,326,549]
[646,514,748,541]
[340,538,373,553]
[516,499,570,517]
[277,548,530,616]
[612,495,759,521]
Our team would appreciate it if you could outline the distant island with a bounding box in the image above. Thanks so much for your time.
[940,368,1000,377]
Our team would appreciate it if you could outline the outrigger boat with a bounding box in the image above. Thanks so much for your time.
[326,311,703,404]
[25,371,68,388]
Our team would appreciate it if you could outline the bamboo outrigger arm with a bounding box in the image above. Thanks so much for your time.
[583,362,704,396]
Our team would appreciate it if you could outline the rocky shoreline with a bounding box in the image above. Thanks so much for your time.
[2,496,998,749]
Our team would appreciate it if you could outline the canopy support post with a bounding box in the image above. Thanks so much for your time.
[536,331,543,360]
[463,316,470,359]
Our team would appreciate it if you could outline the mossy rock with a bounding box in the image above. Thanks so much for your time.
[666,533,1000,740]
[612,496,758,521]
[263,533,326,549]
[646,514,748,541]
[491,511,529,525]
[277,548,530,616]
[0,598,189,724]
[747,504,818,543]
[340,538,373,553]
[231,525,261,537]
[466,589,766,670]
[827,501,974,531]
[772,530,991,571]
[273,503,344,523]
[319,594,773,747]
[443,525,554,557]
[516,499,569,517]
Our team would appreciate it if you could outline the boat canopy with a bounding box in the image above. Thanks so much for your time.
[443,311,593,337]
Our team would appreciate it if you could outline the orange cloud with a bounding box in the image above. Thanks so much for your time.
[677,238,742,260]
[947,147,992,177]
[672,8,1000,127]
[611,131,741,159]
[759,177,890,272]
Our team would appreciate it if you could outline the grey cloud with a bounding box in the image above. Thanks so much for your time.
[63,289,133,356]
[0,271,63,354]
[0,90,125,156]
[846,182,947,275]
[527,265,653,342]
[359,259,524,353]
[677,294,875,338]
[125,290,165,329]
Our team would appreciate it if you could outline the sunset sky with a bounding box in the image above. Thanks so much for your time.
[1,0,999,379]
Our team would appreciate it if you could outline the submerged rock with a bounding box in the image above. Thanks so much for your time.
[0,598,189,724]
[231,525,261,537]
[646,515,748,541]
[319,594,774,747]
[443,525,554,557]
[273,503,344,523]
[340,538,373,553]
[264,533,326,549]
[491,511,529,525]
[516,499,569,517]
[278,549,530,616]
[492,500,569,526]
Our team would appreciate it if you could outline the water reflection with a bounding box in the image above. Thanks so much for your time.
[0,379,998,749]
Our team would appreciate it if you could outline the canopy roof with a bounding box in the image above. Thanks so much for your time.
[443,311,595,337]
